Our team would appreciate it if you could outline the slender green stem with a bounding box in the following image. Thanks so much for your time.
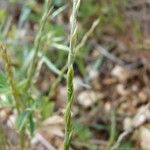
[64,0,80,150]
[48,64,67,99]
[25,0,52,90]
[75,19,100,55]
[64,66,74,150]
[48,19,99,99]
[106,110,116,150]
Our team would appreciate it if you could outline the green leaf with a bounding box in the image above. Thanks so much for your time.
[52,43,69,52]
[41,54,66,78]
[74,121,92,141]
[0,9,7,23]
[29,113,35,136]
[41,100,54,119]
[0,73,9,94]
[16,111,31,131]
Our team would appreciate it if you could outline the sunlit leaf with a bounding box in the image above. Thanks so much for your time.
[0,73,9,94]
[16,111,31,131]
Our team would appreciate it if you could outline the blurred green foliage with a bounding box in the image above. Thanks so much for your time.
[74,121,92,141]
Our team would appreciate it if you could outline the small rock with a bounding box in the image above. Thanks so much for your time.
[132,104,150,127]
[116,84,130,96]
[89,69,99,80]
[138,90,148,102]
[123,117,132,130]
[56,86,67,108]
[140,127,150,150]
[34,115,65,150]
[111,65,131,82]
[104,102,111,113]
[0,108,12,123]
[77,90,103,108]
[73,76,83,93]
[7,113,16,128]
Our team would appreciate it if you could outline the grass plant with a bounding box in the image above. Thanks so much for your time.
[25,0,52,90]
[64,0,80,149]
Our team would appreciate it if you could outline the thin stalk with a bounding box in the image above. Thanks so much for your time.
[0,43,21,113]
[106,110,116,150]
[25,0,52,90]
[48,19,99,100]
[48,64,67,99]
[75,18,100,55]
[64,0,80,150]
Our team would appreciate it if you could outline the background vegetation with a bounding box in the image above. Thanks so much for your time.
[0,0,150,150]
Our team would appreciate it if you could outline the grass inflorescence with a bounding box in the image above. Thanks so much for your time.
[64,0,81,150]
[0,43,21,113]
